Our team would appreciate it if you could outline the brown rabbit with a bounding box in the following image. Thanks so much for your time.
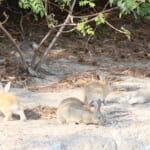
[83,72,111,114]
[57,97,105,125]
[0,82,26,121]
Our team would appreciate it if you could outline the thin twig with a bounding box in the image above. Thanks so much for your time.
[61,27,76,33]
[54,23,76,28]
[1,12,8,24]
[20,14,25,40]
[102,1,110,11]
[72,7,119,18]
[105,20,125,34]
[35,0,77,71]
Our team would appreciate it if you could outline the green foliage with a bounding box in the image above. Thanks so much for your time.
[76,13,105,36]
[139,3,150,18]
[109,0,150,18]
[19,0,45,17]
[47,14,58,28]
[77,23,94,36]
[19,0,30,9]
[94,13,105,25]
[79,0,95,7]
[17,0,149,38]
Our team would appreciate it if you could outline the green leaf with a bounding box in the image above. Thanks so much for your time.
[77,23,85,31]
[77,23,94,36]
[94,13,105,25]
[89,2,95,7]
[19,0,30,9]
[19,0,45,18]
[79,0,95,7]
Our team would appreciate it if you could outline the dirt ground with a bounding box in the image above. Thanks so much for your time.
[0,16,150,149]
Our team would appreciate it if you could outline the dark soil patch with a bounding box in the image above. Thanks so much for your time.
[12,106,57,120]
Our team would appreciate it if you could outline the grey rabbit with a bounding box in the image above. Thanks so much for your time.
[57,97,105,125]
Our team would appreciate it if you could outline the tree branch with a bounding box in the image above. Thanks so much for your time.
[31,30,52,68]
[35,0,77,71]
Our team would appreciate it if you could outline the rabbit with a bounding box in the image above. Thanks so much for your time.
[0,82,26,121]
[57,97,105,125]
[58,97,84,107]
[83,71,111,114]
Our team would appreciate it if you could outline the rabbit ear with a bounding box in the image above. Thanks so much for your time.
[4,82,11,92]
[0,83,4,92]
